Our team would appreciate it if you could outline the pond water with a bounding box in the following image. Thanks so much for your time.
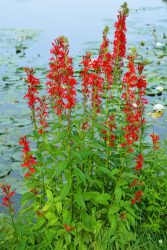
[0,0,167,209]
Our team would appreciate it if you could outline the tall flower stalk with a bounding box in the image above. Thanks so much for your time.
[24,68,40,132]
[1,184,16,231]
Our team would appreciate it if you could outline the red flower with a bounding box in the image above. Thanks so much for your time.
[19,136,37,177]
[136,76,147,89]
[46,36,77,116]
[80,52,92,99]
[99,26,113,87]
[113,11,127,59]
[150,132,160,150]
[134,154,144,171]
[121,55,147,153]
[24,68,40,109]
[81,53,104,113]
[19,136,30,153]
[131,190,144,205]
[64,224,75,232]
[1,184,15,209]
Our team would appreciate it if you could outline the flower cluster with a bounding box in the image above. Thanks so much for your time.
[121,55,147,153]
[131,190,143,205]
[80,52,92,101]
[46,36,77,116]
[19,136,37,177]
[134,153,144,171]
[81,53,104,113]
[121,56,140,152]
[99,26,113,87]
[24,68,40,109]
[1,184,15,210]
[150,132,160,150]
[113,3,128,60]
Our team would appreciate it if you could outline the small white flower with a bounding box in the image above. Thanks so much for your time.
[153,104,165,111]
[158,239,163,244]
[155,42,166,49]
[156,86,164,92]
[132,103,137,108]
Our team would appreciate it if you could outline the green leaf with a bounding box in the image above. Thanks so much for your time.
[111,168,120,176]
[63,209,71,225]
[45,212,58,221]
[65,233,71,245]
[123,201,136,217]
[94,220,103,235]
[115,187,122,204]
[93,193,111,205]
[61,175,71,200]
[57,160,69,175]
[55,201,62,215]
[79,241,87,250]
[21,192,34,207]
[56,239,64,249]
[47,189,54,203]
[74,192,86,209]
[117,179,127,187]
[82,192,93,201]
[15,240,27,250]
[73,167,86,183]
[82,192,110,205]
[45,228,56,241]
[109,204,120,215]
[35,217,46,230]
[108,213,117,231]
[118,221,128,236]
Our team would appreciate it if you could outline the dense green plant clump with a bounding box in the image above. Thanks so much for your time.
[0,3,166,250]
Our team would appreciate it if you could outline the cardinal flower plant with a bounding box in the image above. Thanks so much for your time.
[1,3,166,250]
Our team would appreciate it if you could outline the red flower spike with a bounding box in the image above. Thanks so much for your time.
[46,36,77,117]
[113,12,127,60]
[131,190,144,205]
[19,136,31,153]
[150,132,160,150]
[99,26,113,87]
[121,54,147,152]
[134,154,144,171]
[1,184,15,209]
[81,53,104,113]
[24,68,40,109]
[19,136,37,177]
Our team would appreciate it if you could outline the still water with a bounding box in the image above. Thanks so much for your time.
[0,0,167,57]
